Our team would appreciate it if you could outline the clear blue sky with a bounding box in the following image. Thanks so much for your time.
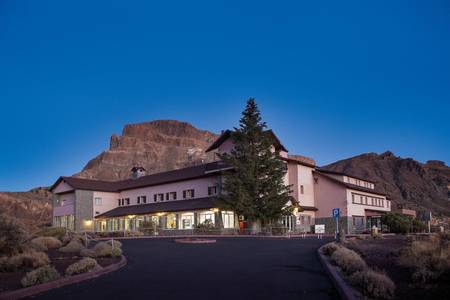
[1,0,449,191]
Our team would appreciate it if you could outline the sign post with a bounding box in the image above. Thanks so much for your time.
[332,208,340,241]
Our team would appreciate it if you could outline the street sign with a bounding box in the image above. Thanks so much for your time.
[332,208,340,219]
[315,224,325,234]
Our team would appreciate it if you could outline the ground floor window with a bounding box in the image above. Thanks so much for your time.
[180,213,194,229]
[352,216,365,231]
[53,215,75,231]
[221,211,234,228]
[198,211,215,225]
[297,214,312,225]
[166,213,177,229]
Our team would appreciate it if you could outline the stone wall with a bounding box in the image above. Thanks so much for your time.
[74,190,94,231]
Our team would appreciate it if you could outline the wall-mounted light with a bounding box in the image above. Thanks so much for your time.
[212,208,219,212]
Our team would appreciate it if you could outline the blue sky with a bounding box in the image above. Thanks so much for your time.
[1,0,449,191]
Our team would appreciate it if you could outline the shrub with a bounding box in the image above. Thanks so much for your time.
[330,247,367,274]
[80,248,96,258]
[111,247,122,258]
[37,227,67,241]
[0,251,50,272]
[59,239,85,254]
[65,257,98,276]
[322,242,340,256]
[350,269,395,299]
[398,235,450,286]
[93,242,112,257]
[105,239,122,249]
[21,265,61,287]
[31,237,62,251]
[381,213,412,234]
[0,214,26,256]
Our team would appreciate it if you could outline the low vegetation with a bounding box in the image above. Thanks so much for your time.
[21,265,61,287]
[323,242,395,299]
[80,240,123,258]
[65,257,99,276]
[0,214,26,256]
[59,238,85,254]
[0,250,50,272]
[350,269,395,299]
[36,227,67,241]
[30,236,62,251]
[398,233,450,288]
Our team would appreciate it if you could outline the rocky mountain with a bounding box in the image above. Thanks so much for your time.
[75,120,219,181]
[322,151,450,216]
[0,187,52,229]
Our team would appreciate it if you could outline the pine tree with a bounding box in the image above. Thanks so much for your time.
[217,98,293,228]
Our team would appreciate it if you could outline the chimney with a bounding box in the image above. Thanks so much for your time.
[131,166,146,179]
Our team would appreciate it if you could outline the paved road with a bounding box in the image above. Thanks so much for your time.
[33,237,338,300]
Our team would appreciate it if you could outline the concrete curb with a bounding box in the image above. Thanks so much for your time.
[95,234,334,241]
[317,245,361,300]
[174,238,216,244]
[0,255,127,300]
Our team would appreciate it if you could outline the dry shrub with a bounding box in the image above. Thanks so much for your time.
[21,265,61,287]
[350,269,395,299]
[80,248,96,258]
[330,247,367,274]
[322,242,340,256]
[0,214,26,256]
[0,250,50,272]
[31,237,62,251]
[106,240,122,248]
[37,227,67,241]
[93,242,112,257]
[111,247,122,258]
[399,234,450,286]
[59,239,85,254]
[65,257,98,276]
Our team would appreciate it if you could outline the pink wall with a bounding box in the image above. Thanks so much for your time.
[314,175,347,218]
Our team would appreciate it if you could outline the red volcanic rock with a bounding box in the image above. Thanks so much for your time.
[75,120,219,181]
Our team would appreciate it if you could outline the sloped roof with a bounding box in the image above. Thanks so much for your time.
[95,197,217,218]
[205,129,288,152]
[313,170,387,197]
[315,168,376,183]
[50,161,228,193]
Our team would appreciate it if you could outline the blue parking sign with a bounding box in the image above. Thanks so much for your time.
[332,208,340,218]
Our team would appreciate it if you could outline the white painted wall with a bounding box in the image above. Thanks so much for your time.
[93,191,120,217]
[345,189,391,216]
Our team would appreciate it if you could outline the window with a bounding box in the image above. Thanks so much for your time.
[300,185,304,194]
[124,198,130,205]
[154,194,164,202]
[166,214,177,229]
[221,211,234,229]
[198,211,215,225]
[166,192,177,201]
[353,216,365,230]
[118,199,121,206]
[180,213,194,229]
[183,189,195,199]
[208,186,217,196]
[94,197,102,206]
[137,196,147,204]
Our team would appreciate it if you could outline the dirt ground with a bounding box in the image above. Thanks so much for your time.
[344,235,446,300]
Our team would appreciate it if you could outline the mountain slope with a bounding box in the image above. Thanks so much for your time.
[75,120,219,181]
[322,151,450,216]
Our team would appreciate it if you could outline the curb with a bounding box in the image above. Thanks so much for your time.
[94,234,335,241]
[0,255,127,300]
[317,246,361,300]
[174,238,216,244]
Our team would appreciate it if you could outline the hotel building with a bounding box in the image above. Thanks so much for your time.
[50,130,391,234]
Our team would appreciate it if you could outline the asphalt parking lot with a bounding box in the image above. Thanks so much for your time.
[32,237,339,300]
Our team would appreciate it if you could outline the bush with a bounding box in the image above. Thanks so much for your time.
[381,213,412,234]
[31,237,62,251]
[398,235,450,286]
[93,242,112,257]
[350,269,396,299]
[0,214,26,256]
[80,248,96,258]
[105,239,122,249]
[111,247,122,258]
[412,219,427,233]
[59,239,85,254]
[21,265,61,287]
[330,247,367,274]
[65,257,98,276]
[37,227,67,241]
[0,250,50,272]
[322,242,340,256]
